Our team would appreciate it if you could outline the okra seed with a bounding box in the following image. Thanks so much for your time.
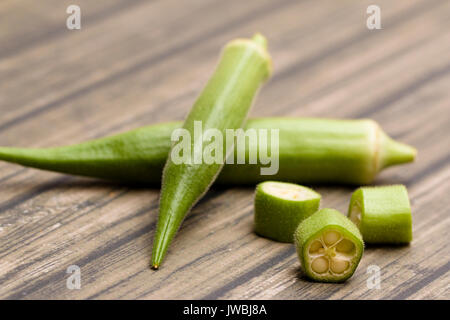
[311,257,329,274]
[309,240,323,254]
[323,230,340,246]
[330,258,350,274]
[336,239,355,253]
[326,247,336,258]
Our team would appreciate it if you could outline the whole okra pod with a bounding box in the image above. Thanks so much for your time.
[151,34,272,268]
[0,118,416,185]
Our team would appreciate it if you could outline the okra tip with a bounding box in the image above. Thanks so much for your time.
[381,133,417,169]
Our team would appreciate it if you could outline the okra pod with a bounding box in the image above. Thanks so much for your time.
[348,185,412,244]
[0,118,416,185]
[151,34,272,268]
[294,208,364,282]
[254,181,321,243]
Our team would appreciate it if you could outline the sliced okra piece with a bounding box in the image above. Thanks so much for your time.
[254,181,321,243]
[294,208,364,282]
[348,185,412,244]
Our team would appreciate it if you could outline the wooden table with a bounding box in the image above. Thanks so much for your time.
[0,0,449,300]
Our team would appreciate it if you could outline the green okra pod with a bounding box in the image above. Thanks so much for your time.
[294,208,364,282]
[254,181,321,243]
[0,118,416,185]
[348,185,412,244]
[151,34,272,268]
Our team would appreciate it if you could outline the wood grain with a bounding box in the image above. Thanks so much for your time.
[0,0,449,299]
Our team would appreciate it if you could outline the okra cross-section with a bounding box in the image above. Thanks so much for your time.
[348,185,412,244]
[254,181,321,243]
[294,208,364,282]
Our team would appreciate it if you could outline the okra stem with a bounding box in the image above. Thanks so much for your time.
[379,131,417,168]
